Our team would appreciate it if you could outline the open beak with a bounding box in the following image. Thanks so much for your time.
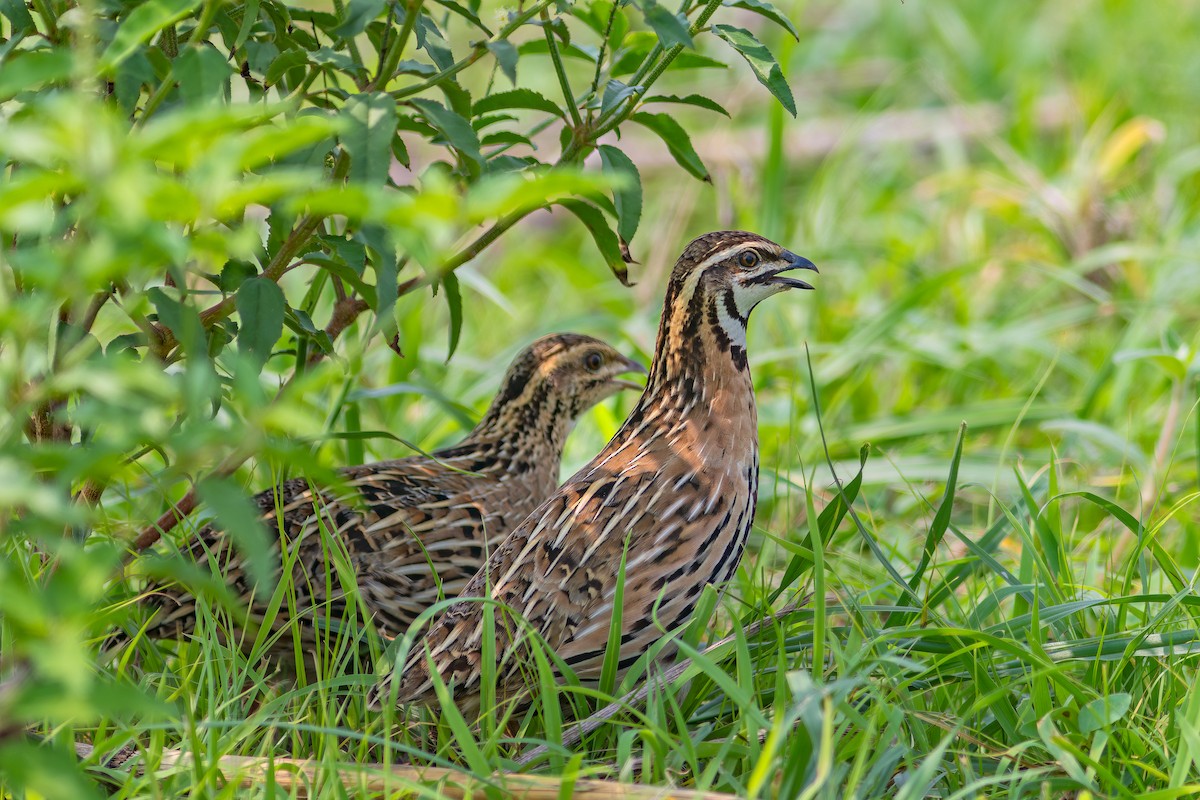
[764,251,819,291]
[611,356,648,391]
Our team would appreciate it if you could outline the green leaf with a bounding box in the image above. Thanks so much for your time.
[342,92,398,184]
[100,0,204,72]
[481,130,533,147]
[410,98,484,168]
[233,0,261,49]
[430,0,492,36]
[487,40,518,84]
[175,45,235,104]
[0,49,73,100]
[236,114,340,171]
[147,287,204,355]
[0,0,35,36]
[713,24,796,117]
[1079,693,1132,734]
[472,89,564,118]
[629,112,709,181]
[415,14,454,70]
[643,93,730,116]
[234,277,285,367]
[907,422,965,592]
[600,79,640,115]
[636,0,693,48]
[555,200,632,286]
[358,224,398,335]
[443,272,463,361]
[725,0,800,40]
[598,145,642,243]
[196,477,276,590]
[516,39,596,62]
[332,0,386,38]
[263,48,310,86]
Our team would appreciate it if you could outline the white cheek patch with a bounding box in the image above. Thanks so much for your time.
[730,280,775,317]
[715,296,749,347]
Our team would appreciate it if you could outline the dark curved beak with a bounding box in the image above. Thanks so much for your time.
[766,251,818,291]
[612,356,648,391]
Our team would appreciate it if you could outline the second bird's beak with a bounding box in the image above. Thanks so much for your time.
[612,356,649,391]
[764,251,819,291]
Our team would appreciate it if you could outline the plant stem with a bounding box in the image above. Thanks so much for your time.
[30,0,59,42]
[150,153,350,359]
[371,0,424,91]
[589,0,620,97]
[592,0,723,136]
[391,0,554,100]
[540,7,583,128]
[331,0,365,76]
[134,0,223,128]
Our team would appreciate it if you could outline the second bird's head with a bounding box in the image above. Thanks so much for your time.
[488,333,646,420]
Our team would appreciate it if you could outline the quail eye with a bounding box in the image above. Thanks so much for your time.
[584,352,603,372]
[738,250,760,268]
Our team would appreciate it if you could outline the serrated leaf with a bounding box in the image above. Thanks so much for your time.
[556,200,632,286]
[725,0,800,40]
[410,98,483,167]
[343,92,397,184]
[235,277,284,367]
[176,44,235,104]
[643,93,730,116]
[443,272,463,361]
[629,112,709,181]
[598,145,641,243]
[472,88,564,118]
[713,24,796,117]
[332,0,385,38]
[636,0,693,48]
[601,79,641,114]
[196,477,276,590]
[0,49,73,100]
[100,0,203,71]
[487,40,518,83]
[415,15,454,70]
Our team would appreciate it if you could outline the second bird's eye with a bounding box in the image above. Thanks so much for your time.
[584,352,603,372]
[738,250,760,268]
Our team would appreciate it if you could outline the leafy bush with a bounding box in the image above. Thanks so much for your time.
[0,0,798,791]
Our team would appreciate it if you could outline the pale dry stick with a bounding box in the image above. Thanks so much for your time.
[515,597,808,767]
[71,742,734,800]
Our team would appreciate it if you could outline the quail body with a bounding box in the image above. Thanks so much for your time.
[126,333,644,663]
[374,231,816,711]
